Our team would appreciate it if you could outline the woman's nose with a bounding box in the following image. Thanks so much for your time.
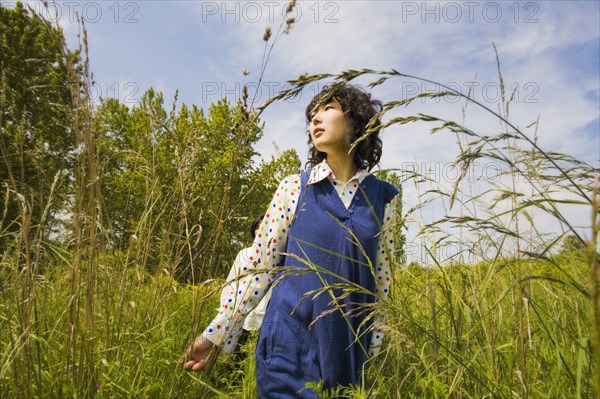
[311,112,322,124]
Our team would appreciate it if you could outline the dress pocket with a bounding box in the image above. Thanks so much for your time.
[256,310,279,368]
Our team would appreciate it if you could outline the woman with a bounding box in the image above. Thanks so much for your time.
[183,84,398,398]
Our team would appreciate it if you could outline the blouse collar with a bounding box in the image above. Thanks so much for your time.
[308,160,369,186]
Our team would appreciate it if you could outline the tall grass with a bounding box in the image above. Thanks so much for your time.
[0,4,258,398]
[1,2,597,399]
[266,66,598,398]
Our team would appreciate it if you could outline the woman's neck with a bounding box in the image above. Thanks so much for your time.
[325,153,358,184]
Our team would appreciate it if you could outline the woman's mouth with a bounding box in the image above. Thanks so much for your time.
[313,128,324,138]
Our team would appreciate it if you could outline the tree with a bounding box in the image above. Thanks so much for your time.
[94,90,301,280]
[0,2,78,248]
[560,234,586,254]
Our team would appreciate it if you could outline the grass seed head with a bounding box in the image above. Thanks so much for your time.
[286,0,296,14]
[263,26,272,42]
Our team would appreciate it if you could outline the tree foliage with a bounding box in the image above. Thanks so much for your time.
[94,90,301,280]
[0,2,78,246]
[0,2,303,281]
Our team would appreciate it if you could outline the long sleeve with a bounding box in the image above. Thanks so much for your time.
[202,175,301,352]
[219,247,253,320]
[369,194,399,357]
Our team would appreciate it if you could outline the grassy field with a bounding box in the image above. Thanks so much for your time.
[0,247,595,398]
[1,3,598,397]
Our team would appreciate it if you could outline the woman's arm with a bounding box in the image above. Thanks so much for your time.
[369,194,399,357]
[199,175,301,353]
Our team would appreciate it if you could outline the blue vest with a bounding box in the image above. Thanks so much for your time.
[255,169,398,398]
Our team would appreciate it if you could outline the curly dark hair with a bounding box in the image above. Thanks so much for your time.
[305,84,383,171]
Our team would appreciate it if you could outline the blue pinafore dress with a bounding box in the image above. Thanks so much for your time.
[255,169,398,398]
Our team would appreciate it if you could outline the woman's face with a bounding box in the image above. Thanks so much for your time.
[308,99,348,155]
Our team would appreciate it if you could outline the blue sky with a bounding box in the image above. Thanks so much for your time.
[34,0,596,162]
[10,0,600,261]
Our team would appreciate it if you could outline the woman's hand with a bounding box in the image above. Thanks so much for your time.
[180,336,214,371]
